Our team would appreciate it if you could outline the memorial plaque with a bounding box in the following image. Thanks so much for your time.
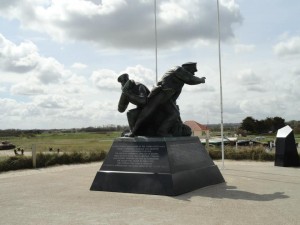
[101,141,169,173]
[90,136,225,196]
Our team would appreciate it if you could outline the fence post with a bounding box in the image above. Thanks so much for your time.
[206,132,209,149]
[32,144,36,168]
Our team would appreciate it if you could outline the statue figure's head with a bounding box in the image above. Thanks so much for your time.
[182,62,197,75]
[117,73,129,87]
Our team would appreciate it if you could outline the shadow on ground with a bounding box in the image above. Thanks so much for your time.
[175,183,289,202]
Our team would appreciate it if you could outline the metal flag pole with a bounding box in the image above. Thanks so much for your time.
[154,0,158,84]
[217,0,225,169]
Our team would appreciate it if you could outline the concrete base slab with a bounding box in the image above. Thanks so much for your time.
[0,160,300,225]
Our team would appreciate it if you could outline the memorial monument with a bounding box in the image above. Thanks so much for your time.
[275,125,300,167]
[90,62,225,195]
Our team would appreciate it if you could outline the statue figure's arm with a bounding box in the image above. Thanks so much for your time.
[136,85,149,104]
[118,93,129,113]
[122,81,148,106]
[175,67,206,85]
[138,85,149,97]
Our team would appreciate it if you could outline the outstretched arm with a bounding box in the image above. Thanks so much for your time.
[184,76,206,85]
[175,67,206,85]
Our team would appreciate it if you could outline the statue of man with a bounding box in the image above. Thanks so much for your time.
[129,62,206,137]
[117,73,150,132]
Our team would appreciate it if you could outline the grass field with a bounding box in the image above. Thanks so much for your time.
[1,131,299,172]
[1,131,121,155]
[2,131,300,154]
[1,130,299,159]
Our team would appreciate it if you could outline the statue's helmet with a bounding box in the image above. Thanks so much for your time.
[117,73,129,83]
[182,62,197,73]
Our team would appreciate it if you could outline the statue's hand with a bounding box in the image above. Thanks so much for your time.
[201,77,206,83]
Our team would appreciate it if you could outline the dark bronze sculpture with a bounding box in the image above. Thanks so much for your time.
[117,62,206,137]
[117,73,150,131]
[90,64,225,196]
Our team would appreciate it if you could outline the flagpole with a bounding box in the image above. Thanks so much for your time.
[154,0,158,84]
[217,0,225,168]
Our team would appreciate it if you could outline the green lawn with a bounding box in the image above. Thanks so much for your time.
[2,131,299,156]
[2,131,121,154]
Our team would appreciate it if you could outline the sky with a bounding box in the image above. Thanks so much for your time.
[0,0,300,129]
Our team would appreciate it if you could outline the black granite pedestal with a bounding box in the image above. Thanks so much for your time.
[275,125,300,167]
[90,136,225,196]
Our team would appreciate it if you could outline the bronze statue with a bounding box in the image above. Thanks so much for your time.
[117,73,150,132]
[117,62,205,137]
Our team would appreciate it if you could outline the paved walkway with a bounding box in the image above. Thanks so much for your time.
[0,160,299,225]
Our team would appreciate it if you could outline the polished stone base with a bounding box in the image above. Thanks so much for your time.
[275,125,300,167]
[90,136,225,196]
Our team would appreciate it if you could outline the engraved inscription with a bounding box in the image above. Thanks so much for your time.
[113,145,162,168]
[102,142,169,172]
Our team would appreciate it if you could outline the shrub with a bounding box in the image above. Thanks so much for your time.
[0,156,32,172]
[36,151,107,168]
[208,146,275,161]
[0,150,107,172]
[208,150,222,160]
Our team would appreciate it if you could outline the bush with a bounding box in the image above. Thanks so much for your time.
[0,146,280,173]
[208,150,222,160]
[208,146,275,161]
[0,156,32,172]
[36,151,107,168]
[0,150,107,172]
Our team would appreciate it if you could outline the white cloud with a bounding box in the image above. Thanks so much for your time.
[91,69,119,91]
[18,104,41,117]
[160,2,188,24]
[0,98,19,115]
[10,82,45,95]
[246,86,266,93]
[0,33,64,84]
[234,44,255,53]
[0,34,39,73]
[237,69,261,86]
[35,57,65,84]
[122,65,155,87]
[1,0,300,129]
[33,95,83,109]
[59,75,88,94]
[5,102,41,118]
[239,97,286,119]
[0,98,41,120]
[273,36,300,57]
[285,76,300,100]
[0,33,89,97]
[91,65,155,91]
[292,67,300,76]
[185,84,215,92]
[236,69,268,92]
[0,0,242,49]
[71,62,87,69]
[0,86,7,93]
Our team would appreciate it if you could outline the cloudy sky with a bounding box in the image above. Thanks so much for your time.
[0,0,300,129]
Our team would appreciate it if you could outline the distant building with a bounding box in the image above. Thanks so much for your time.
[184,120,210,138]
